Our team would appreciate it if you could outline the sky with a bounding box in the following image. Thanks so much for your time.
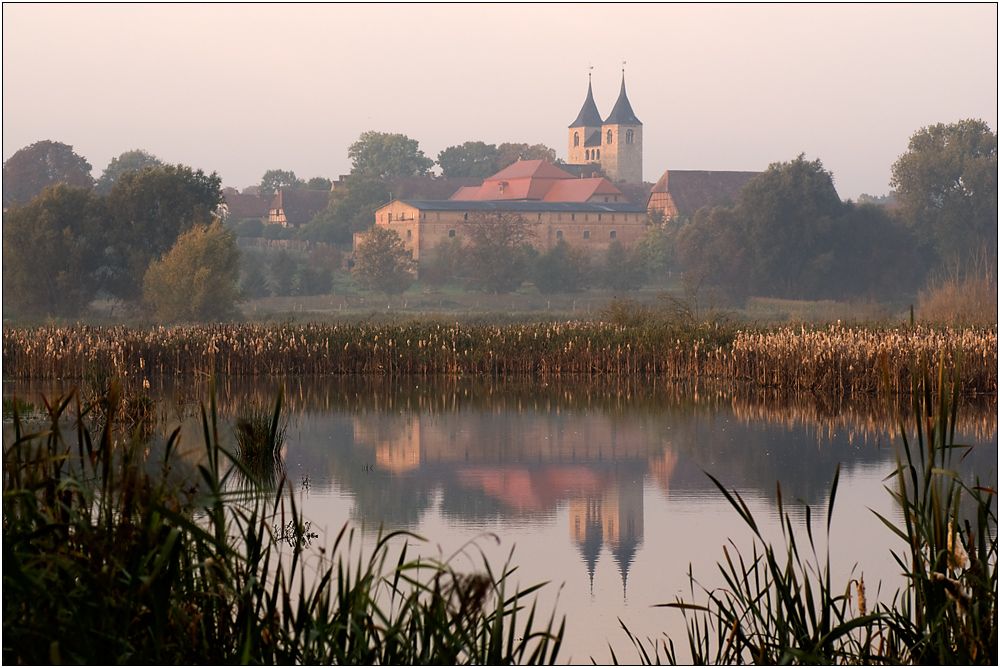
[3,3,997,199]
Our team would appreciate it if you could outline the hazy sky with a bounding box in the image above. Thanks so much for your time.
[3,3,997,199]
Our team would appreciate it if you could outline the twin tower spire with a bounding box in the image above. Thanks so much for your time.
[568,70,643,184]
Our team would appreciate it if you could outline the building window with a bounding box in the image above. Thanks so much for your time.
[626,129,634,144]
[448,229,456,237]
[436,212,440,221]
[571,213,575,221]
[596,149,601,160]
[537,213,541,221]
[614,195,618,202]
[607,130,613,144]
[583,230,590,239]
[574,132,580,147]
[585,149,590,160]
[388,213,392,222]
[585,214,589,221]
[558,213,562,221]
[612,215,616,222]
[556,230,563,239]
[406,230,412,239]
[610,230,616,239]
[463,212,468,220]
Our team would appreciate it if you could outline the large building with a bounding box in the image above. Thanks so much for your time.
[370,159,648,263]
[567,72,643,184]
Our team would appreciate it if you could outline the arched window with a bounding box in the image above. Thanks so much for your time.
[585,149,590,160]
[463,212,468,220]
[556,230,563,239]
[596,149,600,160]
[607,130,613,144]
[448,229,456,237]
[574,132,580,147]
[625,129,634,144]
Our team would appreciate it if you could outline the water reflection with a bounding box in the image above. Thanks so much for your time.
[5,376,996,661]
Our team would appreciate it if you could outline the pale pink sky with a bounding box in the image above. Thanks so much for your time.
[3,3,996,198]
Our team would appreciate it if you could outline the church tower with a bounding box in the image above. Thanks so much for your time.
[567,73,604,168]
[601,71,643,184]
[568,71,643,184]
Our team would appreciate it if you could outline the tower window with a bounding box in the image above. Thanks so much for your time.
[626,129,634,144]
[574,132,580,147]
[607,130,613,144]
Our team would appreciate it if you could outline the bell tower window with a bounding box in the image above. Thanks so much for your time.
[574,132,580,147]
[607,130,613,144]
[625,129,634,144]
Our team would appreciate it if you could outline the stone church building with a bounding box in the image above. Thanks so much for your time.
[566,72,643,184]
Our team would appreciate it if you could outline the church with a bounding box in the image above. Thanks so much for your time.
[566,71,644,184]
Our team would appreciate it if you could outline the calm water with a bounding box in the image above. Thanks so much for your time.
[6,376,997,663]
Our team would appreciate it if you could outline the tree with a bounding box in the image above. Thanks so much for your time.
[601,240,646,292]
[95,149,163,195]
[436,141,501,178]
[675,206,751,303]
[269,250,298,296]
[295,265,333,296]
[351,226,416,295]
[240,263,271,299]
[348,131,434,178]
[297,177,391,245]
[3,140,93,206]
[496,143,558,171]
[103,164,224,303]
[461,210,539,294]
[890,119,998,267]
[142,221,242,323]
[304,176,333,191]
[2,185,106,317]
[421,236,465,291]
[533,240,593,294]
[738,154,844,298]
[258,169,303,198]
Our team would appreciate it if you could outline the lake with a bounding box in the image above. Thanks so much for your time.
[5,375,996,663]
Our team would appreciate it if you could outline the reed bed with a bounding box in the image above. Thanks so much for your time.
[3,322,996,396]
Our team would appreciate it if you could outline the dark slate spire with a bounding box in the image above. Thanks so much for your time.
[569,74,604,128]
[604,71,642,125]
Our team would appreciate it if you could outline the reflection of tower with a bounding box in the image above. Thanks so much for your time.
[373,416,421,473]
[570,496,605,595]
[648,447,678,499]
[568,466,644,600]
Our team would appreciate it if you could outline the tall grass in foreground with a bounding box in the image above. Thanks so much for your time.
[2,382,564,664]
[615,353,996,664]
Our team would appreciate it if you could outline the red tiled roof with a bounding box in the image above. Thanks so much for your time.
[450,159,626,203]
[489,159,576,181]
[542,178,621,202]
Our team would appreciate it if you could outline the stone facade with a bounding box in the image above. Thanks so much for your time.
[368,200,648,264]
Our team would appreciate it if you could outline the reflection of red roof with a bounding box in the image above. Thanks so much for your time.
[450,159,625,203]
[458,465,610,514]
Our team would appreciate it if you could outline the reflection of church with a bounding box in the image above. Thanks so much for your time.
[569,465,645,599]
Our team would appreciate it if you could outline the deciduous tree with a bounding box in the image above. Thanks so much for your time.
[297,177,391,245]
[2,185,106,317]
[890,119,998,267]
[351,226,416,295]
[461,210,539,294]
[258,169,303,198]
[95,149,163,194]
[349,131,434,178]
[103,164,224,303]
[2,140,93,206]
[142,221,242,323]
[533,240,593,294]
[601,240,646,292]
[496,143,558,171]
[437,141,501,178]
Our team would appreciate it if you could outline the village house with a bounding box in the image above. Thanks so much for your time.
[267,189,330,228]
